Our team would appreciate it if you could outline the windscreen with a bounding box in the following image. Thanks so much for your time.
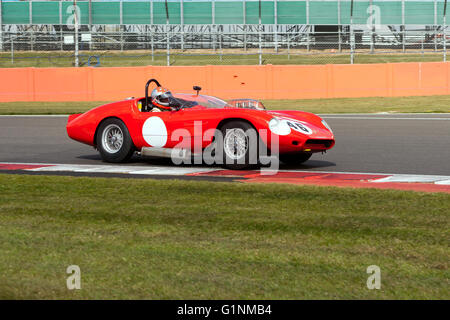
[173,94,232,109]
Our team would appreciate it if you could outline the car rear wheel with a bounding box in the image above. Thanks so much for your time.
[219,121,259,170]
[279,152,312,165]
[96,118,135,163]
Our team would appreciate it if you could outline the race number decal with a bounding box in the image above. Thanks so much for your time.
[269,117,314,136]
[285,120,313,135]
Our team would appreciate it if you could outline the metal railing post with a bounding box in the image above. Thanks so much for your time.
[338,0,341,52]
[306,0,310,51]
[444,17,447,62]
[0,0,3,52]
[29,0,33,51]
[219,26,223,62]
[11,38,14,64]
[89,0,92,50]
[212,1,222,61]
[287,29,290,59]
[370,0,374,53]
[60,1,63,51]
[151,0,154,61]
[120,0,124,51]
[181,0,184,51]
[434,0,437,52]
[258,0,262,65]
[274,0,278,52]
[212,0,216,52]
[444,0,448,62]
[212,0,216,53]
[350,0,354,64]
[402,0,405,53]
[74,0,79,67]
[165,0,170,66]
[243,0,247,51]
[28,0,34,51]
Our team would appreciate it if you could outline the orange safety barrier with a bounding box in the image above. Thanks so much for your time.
[1,62,450,102]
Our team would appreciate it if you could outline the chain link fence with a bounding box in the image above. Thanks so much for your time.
[0,0,448,67]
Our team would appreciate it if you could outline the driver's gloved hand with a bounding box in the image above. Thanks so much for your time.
[168,97,182,111]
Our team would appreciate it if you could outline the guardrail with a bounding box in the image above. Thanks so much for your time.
[1,62,449,102]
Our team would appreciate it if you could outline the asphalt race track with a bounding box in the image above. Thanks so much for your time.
[1,114,449,176]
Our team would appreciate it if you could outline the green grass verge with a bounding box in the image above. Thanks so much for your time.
[264,95,450,113]
[0,51,446,68]
[1,95,449,115]
[0,174,448,299]
[0,101,111,115]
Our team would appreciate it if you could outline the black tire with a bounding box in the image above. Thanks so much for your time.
[96,118,135,163]
[279,152,312,165]
[218,121,259,170]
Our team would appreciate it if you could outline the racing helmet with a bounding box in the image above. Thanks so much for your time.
[151,87,174,110]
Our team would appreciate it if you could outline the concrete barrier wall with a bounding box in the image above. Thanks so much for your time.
[1,62,450,102]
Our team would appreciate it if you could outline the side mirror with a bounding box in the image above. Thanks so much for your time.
[193,86,202,96]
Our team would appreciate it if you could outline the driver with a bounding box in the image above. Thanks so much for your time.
[151,87,181,111]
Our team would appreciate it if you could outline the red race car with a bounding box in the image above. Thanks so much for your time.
[67,79,335,169]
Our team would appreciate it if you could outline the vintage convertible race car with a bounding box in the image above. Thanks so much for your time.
[66,79,335,169]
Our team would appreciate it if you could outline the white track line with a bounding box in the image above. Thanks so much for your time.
[372,175,450,183]
[2,162,449,184]
[1,161,449,179]
[435,180,450,185]
[26,164,216,176]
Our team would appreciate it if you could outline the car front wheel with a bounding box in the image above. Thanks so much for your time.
[96,118,135,163]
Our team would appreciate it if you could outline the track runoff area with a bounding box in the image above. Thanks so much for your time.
[0,113,449,193]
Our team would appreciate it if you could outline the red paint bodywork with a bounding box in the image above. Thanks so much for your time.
[66,95,335,154]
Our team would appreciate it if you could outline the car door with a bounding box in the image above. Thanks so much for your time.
[132,108,201,150]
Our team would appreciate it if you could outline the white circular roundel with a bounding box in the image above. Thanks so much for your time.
[269,118,291,136]
[142,116,168,147]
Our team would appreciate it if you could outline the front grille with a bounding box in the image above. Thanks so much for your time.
[305,139,334,148]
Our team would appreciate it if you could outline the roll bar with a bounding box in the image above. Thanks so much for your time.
[145,78,162,111]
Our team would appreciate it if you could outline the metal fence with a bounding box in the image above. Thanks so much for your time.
[0,0,448,67]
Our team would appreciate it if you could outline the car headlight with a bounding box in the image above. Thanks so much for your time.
[321,119,333,133]
[268,117,291,136]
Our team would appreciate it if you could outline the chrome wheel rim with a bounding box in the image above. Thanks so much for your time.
[224,128,248,160]
[102,124,123,154]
